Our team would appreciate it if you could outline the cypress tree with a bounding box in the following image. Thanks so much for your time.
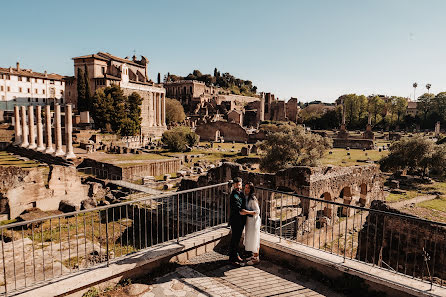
[84,65,92,111]
[76,68,87,111]
[157,73,161,84]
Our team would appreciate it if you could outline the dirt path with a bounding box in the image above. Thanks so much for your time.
[388,194,436,209]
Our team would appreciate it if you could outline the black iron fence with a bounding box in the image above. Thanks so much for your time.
[0,182,230,295]
[0,182,444,295]
[256,187,446,290]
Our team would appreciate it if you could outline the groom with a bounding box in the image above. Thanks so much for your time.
[228,177,247,265]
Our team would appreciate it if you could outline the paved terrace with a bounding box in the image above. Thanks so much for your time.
[123,250,345,297]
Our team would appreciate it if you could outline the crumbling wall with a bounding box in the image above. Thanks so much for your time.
[357,201,446,283]
[333,138,375,150]
[0,165,89,219]
[195,121,249,142]
[186,162,383,206]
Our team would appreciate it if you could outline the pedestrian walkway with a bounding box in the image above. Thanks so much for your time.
[122,250,345,297]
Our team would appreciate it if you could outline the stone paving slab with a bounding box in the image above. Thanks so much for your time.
[137,249,343,297]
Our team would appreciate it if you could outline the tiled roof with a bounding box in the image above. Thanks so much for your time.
[73,52,144,67]
[0,67,65,80]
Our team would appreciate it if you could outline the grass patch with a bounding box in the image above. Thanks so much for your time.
[418,196,446,212]
[386,190,419,203]
[320,148,388,167]
[0,218,17,226]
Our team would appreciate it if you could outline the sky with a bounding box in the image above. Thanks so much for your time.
[1,0,445,102]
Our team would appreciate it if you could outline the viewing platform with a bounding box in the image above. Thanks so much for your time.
[0,182,444,296]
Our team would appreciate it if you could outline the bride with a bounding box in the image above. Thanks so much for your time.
[243,182,261,265]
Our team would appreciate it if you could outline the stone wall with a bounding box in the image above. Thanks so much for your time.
[333,138,375,150]
[81,157,181,181]
[356,201,446,283]
[0,165,89,219]
[195,121,249,142]
[183,162,383,219]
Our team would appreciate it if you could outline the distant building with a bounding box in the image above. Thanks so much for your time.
[0,62,65,111]
[65,52,166,137]
[164,80,259,114]
[406,101,418,117]
[227,109,243,125]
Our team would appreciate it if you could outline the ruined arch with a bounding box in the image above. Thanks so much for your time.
[320,192,334,219]
[359,183,368,206]
[338,186,353,217]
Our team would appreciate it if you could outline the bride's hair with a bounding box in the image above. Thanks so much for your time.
[247,182,255,199]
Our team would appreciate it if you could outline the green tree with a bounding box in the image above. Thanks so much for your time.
[368,95,385,125]
[120,92,142,135]
[417,93,435,123]
[165,98,186,125]
[379,136,442,176]
[434,92,446,123]
[92,88,114,130]
[76,68,87,111]
[259,125,332,172]
[395,97,408,123]
[84,65,92,111]
[92,85,142,135]
[162,127,198,152]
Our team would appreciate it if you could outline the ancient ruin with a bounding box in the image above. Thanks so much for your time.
[13,104,76,159]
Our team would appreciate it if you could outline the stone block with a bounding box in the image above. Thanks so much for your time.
[59,200,80,213]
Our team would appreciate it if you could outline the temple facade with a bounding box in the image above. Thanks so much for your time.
[65,52,166,137]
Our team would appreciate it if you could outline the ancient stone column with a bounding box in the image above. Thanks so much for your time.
[150,92,155,127]
[157,93,162,126]
[54,104,64,156]
[13,105,22,145]
[162,93,166,126]
[44,105,54,154]
[20,106,29,147]
[36,105,45,151]
[28,105,37,149]
[65,104,76,159]
[154,93,158,126]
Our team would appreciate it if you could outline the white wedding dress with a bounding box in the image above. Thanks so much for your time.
[244,197,261,252]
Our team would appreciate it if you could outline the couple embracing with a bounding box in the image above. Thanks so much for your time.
[228,177,261,266]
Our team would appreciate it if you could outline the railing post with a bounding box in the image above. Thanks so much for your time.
[344,210,348,262]
[177,194,180,244]
[1,229,7,297]
[280,194,283,242]
[105,210,109,267]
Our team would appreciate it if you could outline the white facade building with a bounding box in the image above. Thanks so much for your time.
[0,62,65,111]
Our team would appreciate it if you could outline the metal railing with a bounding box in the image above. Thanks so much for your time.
[1,182,445,295]
[0,182,230,295]
[256,187,446,290]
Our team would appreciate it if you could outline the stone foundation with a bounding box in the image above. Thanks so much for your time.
[80,157,181,181]
[333,138,375,149]
[0,165,89,219]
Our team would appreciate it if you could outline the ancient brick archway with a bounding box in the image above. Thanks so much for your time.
[359,183,368,206]
[339,186,353,216]
[320,192,334,218]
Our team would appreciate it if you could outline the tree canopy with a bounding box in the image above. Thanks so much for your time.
[259,124,332,172]
[92,85,142,136]
[161,126,199,152]
[166,68,257,97]
[379,136,446,177]
[165,98,186,125]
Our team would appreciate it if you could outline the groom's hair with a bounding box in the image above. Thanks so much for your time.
[233,177,242,183]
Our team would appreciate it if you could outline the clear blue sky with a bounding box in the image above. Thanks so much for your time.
[1,0,445,102]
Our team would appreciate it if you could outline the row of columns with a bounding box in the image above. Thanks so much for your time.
[151,92,166,127]
[13,104,76,159]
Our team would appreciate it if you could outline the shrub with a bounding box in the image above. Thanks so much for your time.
[162,127,198,152]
